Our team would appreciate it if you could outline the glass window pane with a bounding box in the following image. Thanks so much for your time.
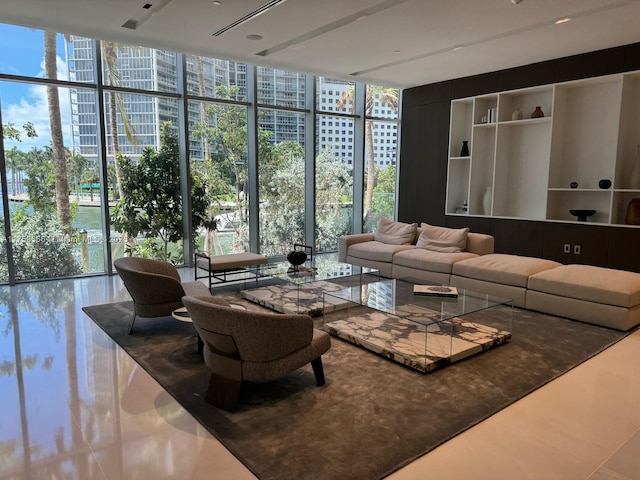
[100,42,178,93]
[188,99,249,256]
[185,55,247,101]
[2,82,101,280]
[316,115,354,253]
[317,77,355,114]
[364,119,398,232]
[365,85,400,120]
[104,95,186,264]
[257,67,305,109]
[258,110,305,255]
[0,25,94,83]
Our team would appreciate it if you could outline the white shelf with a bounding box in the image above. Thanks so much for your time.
[498,117,551,127]
[446,71,640,227]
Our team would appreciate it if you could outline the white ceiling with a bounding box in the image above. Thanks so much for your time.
[3,0,640,89]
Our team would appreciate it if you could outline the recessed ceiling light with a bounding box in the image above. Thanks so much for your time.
[555,17,571,25]
[452,46,463,51]
[246,34,263,41]
[212,1,221,5]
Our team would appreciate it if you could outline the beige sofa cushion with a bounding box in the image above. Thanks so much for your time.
[452,254,562,288]
[373,217,417,245]
[416,223,469,253]
[393,248,477,274]
[528,264,640,308]
[348,241,414,263]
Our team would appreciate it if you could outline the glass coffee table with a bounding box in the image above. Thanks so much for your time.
[322,277,513,373]
[240,258,379,315]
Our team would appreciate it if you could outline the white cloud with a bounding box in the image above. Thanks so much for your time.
[3,53,74,150]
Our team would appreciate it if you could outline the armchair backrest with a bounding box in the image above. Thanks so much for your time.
[182,295,314,362]
[114,257,186,306]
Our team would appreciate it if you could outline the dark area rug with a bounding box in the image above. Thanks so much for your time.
[83,291,631,480]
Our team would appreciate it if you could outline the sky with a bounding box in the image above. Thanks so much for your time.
[1,23,72,149]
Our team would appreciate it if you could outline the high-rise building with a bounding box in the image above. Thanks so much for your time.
[66,37,397,168]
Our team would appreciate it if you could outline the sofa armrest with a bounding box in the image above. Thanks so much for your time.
[338,233,375,262]
[466,233,494,255]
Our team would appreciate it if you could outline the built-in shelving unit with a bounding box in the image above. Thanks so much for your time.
[446,72,640,227]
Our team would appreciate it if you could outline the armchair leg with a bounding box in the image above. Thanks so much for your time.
[206,373,242,412]
[311,357,325,386]
[128,312,137,335]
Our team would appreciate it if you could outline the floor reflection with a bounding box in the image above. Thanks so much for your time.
[0,273,256,480]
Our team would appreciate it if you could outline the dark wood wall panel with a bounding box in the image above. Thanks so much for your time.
[552,46,627,83]
[402,81,450,108]
[444,216,491,235]
[451,72,499,99]
[498,61,556,92]
[542,223,610,267]
[607,227,640,272]
[490,219,545,258]
[397,101,449,225]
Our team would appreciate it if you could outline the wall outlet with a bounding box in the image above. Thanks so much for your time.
[564,244,571,253]
[574,244,581,254]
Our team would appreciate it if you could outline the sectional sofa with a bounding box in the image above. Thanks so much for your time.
[338,218,640,331]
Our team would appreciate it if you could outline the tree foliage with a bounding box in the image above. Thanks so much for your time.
[111,122,213,262]
[2,121,37,142]
[257,143,352,255]
[1,208,82,280]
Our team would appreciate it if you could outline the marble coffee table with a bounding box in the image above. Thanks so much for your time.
[241,258,378,315]
[322,278,513,373]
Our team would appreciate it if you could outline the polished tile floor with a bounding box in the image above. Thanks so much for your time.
[1,271,640,480]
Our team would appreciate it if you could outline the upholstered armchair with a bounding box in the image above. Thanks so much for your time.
[114,257,211,333]
[182,295,331,412]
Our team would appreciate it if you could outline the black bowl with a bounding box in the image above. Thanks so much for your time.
[570,209,596,221]
[287,250,307,266]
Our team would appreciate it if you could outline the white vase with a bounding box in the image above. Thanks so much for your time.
[482,186,492,215]
[631,144,640,189]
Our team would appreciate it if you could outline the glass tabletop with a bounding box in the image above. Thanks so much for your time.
[325,277,512,325]
[258,258,378,286]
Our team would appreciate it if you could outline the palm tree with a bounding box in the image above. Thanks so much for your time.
[44,31,72,236]
[337,85,398,224]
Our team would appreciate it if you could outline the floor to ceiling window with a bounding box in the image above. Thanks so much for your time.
[0,22,400,284]
[186,54,250,256]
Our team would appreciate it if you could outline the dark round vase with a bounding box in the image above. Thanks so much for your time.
[598,179,612,189]
[287,250,307,266]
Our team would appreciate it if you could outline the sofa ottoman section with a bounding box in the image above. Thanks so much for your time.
[451,254,562,308]
[392,249,478,285]
[526,264,640,331]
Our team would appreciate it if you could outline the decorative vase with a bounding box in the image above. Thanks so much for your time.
[531,106,544,118]
[570,182,578,189]
[482,186,492,215]
[460,141,469,157]
[511,108,523,121]
[626,198,640,225]
[631,145,640,189]
[598,179,612,189]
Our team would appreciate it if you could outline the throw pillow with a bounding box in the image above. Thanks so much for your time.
[373,217,417,245]
[416,223,469,253]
